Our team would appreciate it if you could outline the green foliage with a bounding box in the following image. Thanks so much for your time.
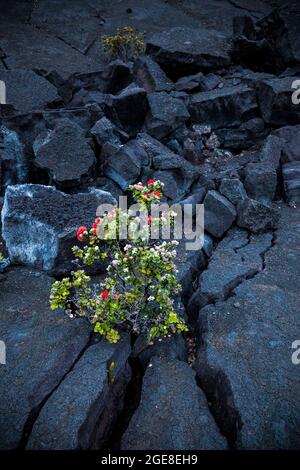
[50,179,187,344]
[101,26,146,62]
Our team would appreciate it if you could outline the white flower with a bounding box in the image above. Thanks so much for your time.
[123,267,129,273]
[147,296,155,301]
[112,259,120,266]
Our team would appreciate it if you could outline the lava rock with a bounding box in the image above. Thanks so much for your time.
[237,198,280,233]
[204,190,237,238]
[146,91,190,139]
[0,69,60,114]
[0,267,91,449]
[121,356,227,450]
[244,163,277,203]
[1,184,116,274]
[174,72,204,92]
[90,117,128,147]
[0,126,27,191]
[273,125,300,163]
[259,134,283,169]
[134,56,173,92]
[102,59,132,95]
[282,161,300,203]
[219,178,247,205]
[258,77,300,126]
[27,336,131,450]
[105,86,149,136]
[147,27,232,77]
[189,85,258,130]
[33,120,96,188]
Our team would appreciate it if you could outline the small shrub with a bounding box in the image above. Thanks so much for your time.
[50,179,187,344]
[101,26,146,62]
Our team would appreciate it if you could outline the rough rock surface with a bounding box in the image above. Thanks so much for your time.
[282,161,300,203]
[1,184,116,274]
[204,190,237,238]
[195,206,300,449]
[34,120,96,188]
[0,267,91,450]
[122,356,227,450]
[237,198,280,233]
[27,337,131,450]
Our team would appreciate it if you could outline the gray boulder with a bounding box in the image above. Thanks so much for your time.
[1,184,116,274]
[258,77,300,126]
[273,125,300,163]
[105,86,149,136]
[189,85,258,130]
[27,337,131,450]
[219,178,247,205]
[90,117,128,147]
[134,56,173,93]
[0,69,60,114]
[0,126,27,190]
[146,91,190,139]
[121,356,227,450]
[282,161,300,203]
[204,190,237,238]
[237,198,280,233]
[244,162,277,203]
[0,267,91,449]
[34,120,96,189]
[147,27,232,75]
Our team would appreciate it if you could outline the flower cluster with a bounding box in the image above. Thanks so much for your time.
[101,26,146,62]
[50,180,187,344]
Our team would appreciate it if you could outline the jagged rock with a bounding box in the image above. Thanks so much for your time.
[134,56,173,92]
[121,356,227,450]
[33,120,96,188]
[203,190,237,238]
[0,267,91,450]
[219,178,247,205]
[0,126,27,191]
[0,69,60,114]
[175,72,204,92]
[258,77,300,126]
[176,237,206,301]
[147,27,232,77]
[27,336,131,450]
[95,177,123,201]
[282,161,300,203]
[195,206,300,449]
[103,139,149,191]
[244,163,277,203]
[217,118,266,150]
[68,88,105,109]
[259,134,283,169]
[189,228,273,314]
[273,125,300,163]
[102,60,132,95]
[105,86,149,136]
[145,91,190,139]
[189,85,258,130]
[90,117,128,147]
[237,198,280,233]
[1,184,116,274]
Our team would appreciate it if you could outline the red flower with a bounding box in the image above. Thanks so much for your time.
[94,217,102,224]
[101,290,110,300]
[143,193,150,201]
[147,179,155,185]
[153,190,161,197]
[77,226,88,241]
[92,223,98,235]
[147,216,153,222]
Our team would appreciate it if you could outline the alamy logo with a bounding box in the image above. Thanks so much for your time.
[0,80,6,104]
[292,80,300,105]
[0,340,6,365]
[291,340,300,365]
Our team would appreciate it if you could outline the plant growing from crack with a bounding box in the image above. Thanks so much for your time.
[50,179,187,343]
[101,26,146,62]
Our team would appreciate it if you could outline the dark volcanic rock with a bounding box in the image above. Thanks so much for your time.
[134,56,173,93]
[282,161,300,203]
[121,356,227,450]
[105,87,149,136]
[146,91,190,139]
[258,77,300,126]
[273,125,300,163]
[219,178,247,205]
[244,162,277,203]
[0,69,60,114]
[1,184,116,274]
[0,126,27,191]
[102,60,132,95]
[90,117,128,147]
[34,120,96,188]
[0,267,91,450]
[27,336,131,450]
[147,27,232,77]
[195,206,300,449]
[204,190,237,238]
[237,198,280,233]
[189,85,258,130]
